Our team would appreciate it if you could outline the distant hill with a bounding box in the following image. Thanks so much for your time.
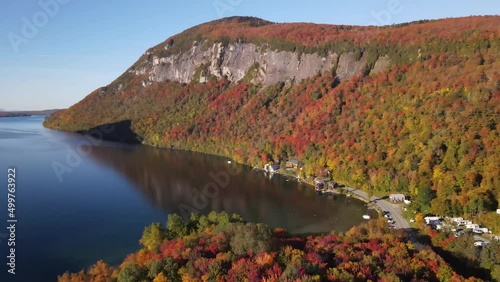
[0,109,61,118]
[44,16,499,226]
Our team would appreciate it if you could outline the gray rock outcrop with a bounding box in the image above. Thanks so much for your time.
[128,41,390,87]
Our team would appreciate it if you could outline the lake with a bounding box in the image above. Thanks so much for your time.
[0,116,376,282]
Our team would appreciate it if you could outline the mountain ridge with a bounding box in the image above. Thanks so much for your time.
[101,15,496,89]
[44,16,500,229]
[0,109,61,117]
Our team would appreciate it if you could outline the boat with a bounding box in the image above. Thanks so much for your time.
[363,215,371,220]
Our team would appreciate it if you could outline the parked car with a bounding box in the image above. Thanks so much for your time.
[473,229,484,234]
[474,240,489,247]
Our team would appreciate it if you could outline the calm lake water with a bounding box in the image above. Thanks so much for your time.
[0,116,376,282]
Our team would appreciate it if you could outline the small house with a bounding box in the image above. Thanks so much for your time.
[466,224,480,230]
[269,164,280,172]
[497,209,500,214]
[476,227,489,233]
[450,218,470,226]
[314,178,326,188]
[264,164,280,173]
[285,159,304,169]
[389,194,406,202]
[424,216,441,225]
[326,181,337,189]
[462,220,473,226]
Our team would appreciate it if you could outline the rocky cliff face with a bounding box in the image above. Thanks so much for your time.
[128,41,390,87]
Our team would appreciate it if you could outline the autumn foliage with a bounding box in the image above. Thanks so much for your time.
[45,16,500,230]
[58,212,476,282]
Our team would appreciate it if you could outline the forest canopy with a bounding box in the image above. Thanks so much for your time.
[58,212,481,282]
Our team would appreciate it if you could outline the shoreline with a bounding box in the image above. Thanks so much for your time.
[256,166,384,218]
[257,164,410,229]
[44,121,396,223]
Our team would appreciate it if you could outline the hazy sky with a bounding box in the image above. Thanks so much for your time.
[0,0,498,110]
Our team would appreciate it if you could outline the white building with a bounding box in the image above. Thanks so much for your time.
[448,217,471,226]
[497,209,500,214]
[478,227,490,233]
[425,216,441,225]
[389,194,406,202]
[466,224,480,229]
[450,217,464,223]
[473,228,483,234]
[462,220,473,226]
[264,164,280,172]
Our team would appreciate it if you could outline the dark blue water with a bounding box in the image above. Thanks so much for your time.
[0,116,375,282]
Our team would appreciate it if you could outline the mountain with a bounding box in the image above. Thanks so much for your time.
[44,16,500,227]
[0,109,61,117]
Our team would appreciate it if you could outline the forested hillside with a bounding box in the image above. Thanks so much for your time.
[58,212,477,281]
[44,16,500,224]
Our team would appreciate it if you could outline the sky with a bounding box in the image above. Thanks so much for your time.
[0,0,498,111]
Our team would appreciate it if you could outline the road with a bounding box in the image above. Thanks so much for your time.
[344,187,410,229]
[343,188,495,249]
[326,186,430,250]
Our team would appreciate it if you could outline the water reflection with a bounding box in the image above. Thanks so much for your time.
[88,145,377,234]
